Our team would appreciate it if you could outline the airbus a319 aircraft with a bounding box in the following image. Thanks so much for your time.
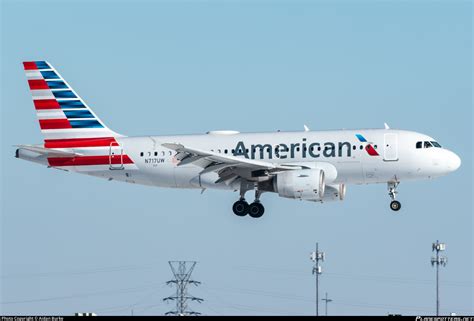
[16,61,461,218]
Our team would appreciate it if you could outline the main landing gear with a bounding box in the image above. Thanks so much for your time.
[232,199,249,217]
[388,182,401,212]
[232,186,265,218]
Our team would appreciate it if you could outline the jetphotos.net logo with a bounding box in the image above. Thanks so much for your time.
[415,317,472,321]
[231,134,380,160]
[356,134,379,156]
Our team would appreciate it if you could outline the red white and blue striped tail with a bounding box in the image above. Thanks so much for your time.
[23,61,122,143]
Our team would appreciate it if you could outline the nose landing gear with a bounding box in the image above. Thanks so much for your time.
[388,182,401,212]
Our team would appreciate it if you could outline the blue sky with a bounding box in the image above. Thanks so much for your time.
[1,0,472,316]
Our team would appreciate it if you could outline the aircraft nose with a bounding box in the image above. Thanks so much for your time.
[446,150,461,172]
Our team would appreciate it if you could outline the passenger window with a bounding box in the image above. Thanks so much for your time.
[224,149,228,154]
[360,145,363,150]
[154,151,158,156]
[140,152,144,157]
[416,142,422,149]
[424,141,433,148]
[352,145,356,150]
[162,151,165,156]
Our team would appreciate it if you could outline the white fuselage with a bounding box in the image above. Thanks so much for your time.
[79,129,460,191]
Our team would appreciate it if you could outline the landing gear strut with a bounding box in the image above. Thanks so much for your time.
[248,190,265,218]
[232,181,265,218]
[388,182,401,212]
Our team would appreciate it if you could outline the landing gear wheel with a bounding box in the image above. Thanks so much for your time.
[248,202,265,218]
[390,200,401,211]
[232,200,249,216]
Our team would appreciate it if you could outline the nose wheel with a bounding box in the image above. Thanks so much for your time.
[390,200,401,211]
[388,182,401,212]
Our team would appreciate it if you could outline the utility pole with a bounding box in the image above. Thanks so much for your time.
[431,241,447,316]
[322,292,332,316]
[310,242,325,316]
[163,261,203,316]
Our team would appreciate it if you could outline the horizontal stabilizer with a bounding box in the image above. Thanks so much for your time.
[16,144,82,157]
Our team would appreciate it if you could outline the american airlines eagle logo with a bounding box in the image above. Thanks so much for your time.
[355,134,380,156]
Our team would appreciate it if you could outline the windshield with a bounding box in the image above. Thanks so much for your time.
[431,141,442,148]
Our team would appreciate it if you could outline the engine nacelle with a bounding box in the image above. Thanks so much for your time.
[273,169,325,201]
[323,183,346,202]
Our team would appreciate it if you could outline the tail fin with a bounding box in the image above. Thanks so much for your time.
[23,61,122,143]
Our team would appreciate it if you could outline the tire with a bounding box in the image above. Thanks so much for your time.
[390,200,401,211]
[248,202,265,218]
[232,200,249,216]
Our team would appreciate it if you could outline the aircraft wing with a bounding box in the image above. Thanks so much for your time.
[162,143,301,184]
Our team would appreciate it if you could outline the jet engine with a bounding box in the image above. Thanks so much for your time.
[322,183,346,202]
[273,169,325,201]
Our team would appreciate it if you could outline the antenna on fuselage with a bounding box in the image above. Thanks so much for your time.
[384,123,390,129]
[304,125,310,132]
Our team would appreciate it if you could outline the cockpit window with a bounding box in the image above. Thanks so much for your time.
[424,141,433,148]
[417,141,442,149]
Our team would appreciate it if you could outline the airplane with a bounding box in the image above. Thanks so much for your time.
[16,61,461,218]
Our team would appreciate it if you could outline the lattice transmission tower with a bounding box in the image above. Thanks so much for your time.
[163,261,203,316]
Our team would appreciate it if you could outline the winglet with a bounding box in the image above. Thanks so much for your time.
[384,123,390,129]
[304,125,310,132]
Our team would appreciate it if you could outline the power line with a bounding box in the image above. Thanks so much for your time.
[1,282,164,305]
[204,285,473,315]
[1,262,158,279]
[163,261,203,316]
[232,265,472,288]
[93,284,167,315]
